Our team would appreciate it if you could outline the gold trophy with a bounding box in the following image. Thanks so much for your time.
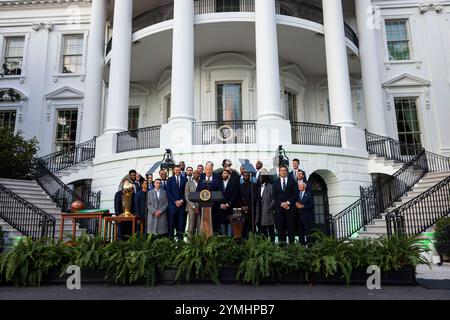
[121,181,135,217]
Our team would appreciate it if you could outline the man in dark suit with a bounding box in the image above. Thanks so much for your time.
[239,171,257,238]
[218,169,239,236]
[296,181,315,245]
[197,163,221,233]
[159,169,169,190]
[166,165,188,240]
[289,159,308,183]
[273,166,297,244]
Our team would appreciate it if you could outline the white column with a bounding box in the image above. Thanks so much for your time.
[170,0,194,122]
[255,0,282,120]
[322,0,365,150]
[322,0,355,128]
[355,0,388,136]
[96,0,132,156]
[81,0,107,142]
[160,0,194,149]
[103,0,133,134]
[255,0,292,147]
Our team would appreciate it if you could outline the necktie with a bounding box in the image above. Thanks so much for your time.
[282,178,286,191]
[176,176,180,189]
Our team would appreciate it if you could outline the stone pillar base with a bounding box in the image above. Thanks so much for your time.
[340,127,366,152]
[160,120,193,151]
[256,118,292,149]
[95,132,118,158]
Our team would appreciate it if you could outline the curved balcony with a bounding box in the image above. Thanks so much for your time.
[106,0,359,55]
[115,121,343,153]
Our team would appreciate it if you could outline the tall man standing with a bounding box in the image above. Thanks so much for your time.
[197,163,221,233]
[273,166,297,244]
[185,169,201,241]
[167,165,187,240]
[296,181,314,245]
[219,169,239,236]
[240,171,258,238]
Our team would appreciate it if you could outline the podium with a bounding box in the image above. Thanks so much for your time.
[189,190,223,238]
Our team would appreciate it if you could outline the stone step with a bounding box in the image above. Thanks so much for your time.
[0,179,40,188]
[424,172,450,179]
[2,185,44,193]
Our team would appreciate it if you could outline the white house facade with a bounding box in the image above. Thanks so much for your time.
[1,0,450,237]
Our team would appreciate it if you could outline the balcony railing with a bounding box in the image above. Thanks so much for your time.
[117,126,161,153]
[106,0,359,55]
[193,121,256,145]
[291,122,342,148]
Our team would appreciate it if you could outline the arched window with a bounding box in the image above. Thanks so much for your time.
[309,173,331,235]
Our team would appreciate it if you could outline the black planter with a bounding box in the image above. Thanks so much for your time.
[220,266,239,284]
[45,270,110,285]
[305,266,416,286]
[157,267,179,285]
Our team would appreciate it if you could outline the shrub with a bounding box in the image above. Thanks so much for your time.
[0,128,38,180]
[435,217,450,257]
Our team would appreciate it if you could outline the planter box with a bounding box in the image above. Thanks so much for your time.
[305,267,416,286]
[45,270,111,285]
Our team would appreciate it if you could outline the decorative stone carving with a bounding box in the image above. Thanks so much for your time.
[419,3,443,14]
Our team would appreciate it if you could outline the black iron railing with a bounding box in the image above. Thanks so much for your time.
[291,122,342,148]
[386,176,450,237]
[116,126,161,153]
[193,120,256,145]
[34,159,101,236]
[366,130,450,172]
[330,150,428,240]
[106,0,359,55]
[133,3,174,32]
[39,137,96,174]
[0,184,56,240]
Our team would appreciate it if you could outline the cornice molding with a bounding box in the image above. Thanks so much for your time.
[0,0,92,8]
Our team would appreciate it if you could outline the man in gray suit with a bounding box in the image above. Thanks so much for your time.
[147,178,168,236]
[255,169,276,243]
[185,169,201,241]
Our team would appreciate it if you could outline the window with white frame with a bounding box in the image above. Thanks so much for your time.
[385,20,411,61]
[55,109,78,151]
[128,107,140,131]
[394,97,422,152]
[216,82,242,121]
[0,110,17,132]
[284,90,297,122]
[3,37,25,76]
[61,34,84,74]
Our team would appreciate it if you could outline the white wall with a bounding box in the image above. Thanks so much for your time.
[0,3,92,156]
[373,1,450,156]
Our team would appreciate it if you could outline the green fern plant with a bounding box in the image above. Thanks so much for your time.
[237,234,290,286]
[174,234,240,284]
[0,238,70,286]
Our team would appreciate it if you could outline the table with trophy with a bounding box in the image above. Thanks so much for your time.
[103,180,145,242]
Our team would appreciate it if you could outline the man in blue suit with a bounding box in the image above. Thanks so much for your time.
[296,181,315,246]
[166,165,187,240]
[197,163,221,233]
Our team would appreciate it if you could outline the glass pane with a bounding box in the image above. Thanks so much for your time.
[63,55,82,74]
[285,90,297,122]
[63,35,84,55]
[55,110,78,151]
[394,97,421,152]
[128,108,140,130]
[0,111,16,132]
[216,0,240,12]
[5,37,24,57]
[216,83,242,121]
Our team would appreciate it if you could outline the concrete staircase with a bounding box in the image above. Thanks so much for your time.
[54,159,94,185]
[0,178,86,241]
[357,171,450,239]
